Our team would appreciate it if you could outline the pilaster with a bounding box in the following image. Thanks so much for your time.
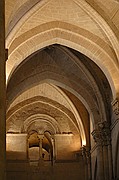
[0,0,6,179]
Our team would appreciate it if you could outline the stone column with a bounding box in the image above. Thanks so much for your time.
[99,121,113,180]
[103,144,109,180]
[92,121,112,180]
[39,138,43,160]
[92,130,104,180]
[81,146,88,180]
[0,0,6,179]
[38,135,43,161]
[86,148,92,180]
[108,143,113,180]
[81,146,92,180]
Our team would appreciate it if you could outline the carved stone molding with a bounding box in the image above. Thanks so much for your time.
[111,99,119,128]
[92,129,103,145]
[7,100,77,134]
[112,99,119,116]
[81,146,91,164]
[92,121,111,146]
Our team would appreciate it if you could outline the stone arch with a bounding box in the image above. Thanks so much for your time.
[7,21,118,98]
[23,114,61,134]
[6,0,50,40]
[6,0,119,62]
[7,95,85,145]
[7,75,99,131]
[74,0,119,61]
[6,0,41,36]
[58,46,109,123]
[44,131,53,157]
[7,44,113,131]
[8,82,86,145]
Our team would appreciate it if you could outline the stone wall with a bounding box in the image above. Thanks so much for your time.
[6,133,84,179]
[6,161,85,180]
[6,134,27,160]
[54,134,81,161]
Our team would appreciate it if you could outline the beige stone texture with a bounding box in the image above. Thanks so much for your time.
[54,134,81,160]
[0,0,119,179]
[6,134,27,160]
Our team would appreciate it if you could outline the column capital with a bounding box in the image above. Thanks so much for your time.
[92,129,103,145]
[37,134,44,140]
[92,121,111,146]
[81,146,91,163]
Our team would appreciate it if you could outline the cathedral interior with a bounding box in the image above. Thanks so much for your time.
[0,0,119,180]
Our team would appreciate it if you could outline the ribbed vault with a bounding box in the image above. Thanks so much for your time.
[4,1,119,179]
[7,44,112,148]
[6,0,119,98]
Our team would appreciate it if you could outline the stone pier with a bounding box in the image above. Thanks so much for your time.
[0,0,6,179]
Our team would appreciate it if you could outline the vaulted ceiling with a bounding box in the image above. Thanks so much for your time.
[5,0,119,149]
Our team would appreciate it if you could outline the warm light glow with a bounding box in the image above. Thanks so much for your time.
[82,140,86,146]
[6,73,8,83]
